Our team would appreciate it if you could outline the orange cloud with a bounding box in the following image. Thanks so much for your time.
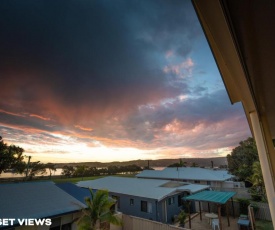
[29,114,51,121]
[74,125,93,132]
[0,109,25,118]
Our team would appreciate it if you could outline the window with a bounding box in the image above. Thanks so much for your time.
[168,197,175,205]
[141,201,152,213]
[130,198,134,205]
[194,180,200,184]
[141,200,147,212]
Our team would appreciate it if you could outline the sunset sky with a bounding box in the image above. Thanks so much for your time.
[0,0,251,163]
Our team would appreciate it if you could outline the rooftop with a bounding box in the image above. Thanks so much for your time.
[137,167,234,182]
[0,181,85,221]
[77,176,209,201]
[56,182,91,204]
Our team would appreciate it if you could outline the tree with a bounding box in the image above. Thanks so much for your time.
[62,165,75,177]
[27,161,46,179]
[176,210,187,227]
[227,137,259,181]
[0,136,25,174]
[45,163,56,179]
[168,159,187,167]
[77,189,122,230]
[74,165,88,180]
[247,161,267,201]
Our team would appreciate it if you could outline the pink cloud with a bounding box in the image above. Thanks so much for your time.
[165,50,174,58]
[74,125,93,132]
[29,114,51,121]
[163,58,194,77]
[0,109,25,118]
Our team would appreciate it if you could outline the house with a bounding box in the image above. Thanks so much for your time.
[0,181,86,230]
[136,167,241,190]
[77,176,209,224]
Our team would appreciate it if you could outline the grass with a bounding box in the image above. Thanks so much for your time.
[255,220,274,230]
[52,173,137,184]
[52,175,105,183]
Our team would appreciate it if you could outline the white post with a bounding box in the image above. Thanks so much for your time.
[250,111,275,225]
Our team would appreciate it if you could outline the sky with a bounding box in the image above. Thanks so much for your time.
[0,0,251,163]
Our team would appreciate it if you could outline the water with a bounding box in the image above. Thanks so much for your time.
[0,168,63,178]
[0,167,165,178]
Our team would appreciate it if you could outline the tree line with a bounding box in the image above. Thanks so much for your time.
[0,136,142,180]
[61,164,142,177]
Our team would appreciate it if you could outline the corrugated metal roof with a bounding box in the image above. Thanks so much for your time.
[0,181,86,221]
[183,190,236,204]
[56,182,91,204]
[137,167,234,182]
[77,176,209,201]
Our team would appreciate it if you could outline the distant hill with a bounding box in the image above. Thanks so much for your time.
[56,157,227,168]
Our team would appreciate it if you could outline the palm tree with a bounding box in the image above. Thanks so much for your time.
[45,163,56,179]
[191,162,198,167]
[77,189,123,230]
[247,161,267,201]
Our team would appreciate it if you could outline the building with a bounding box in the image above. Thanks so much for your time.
[0,181,86,230]
[77,176,208,224]
[192,1,275,225]
[136,167,241,190]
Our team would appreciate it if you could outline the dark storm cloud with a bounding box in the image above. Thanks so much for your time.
[0,0,200,128]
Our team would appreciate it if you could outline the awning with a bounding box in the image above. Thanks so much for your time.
[183,190,236,204]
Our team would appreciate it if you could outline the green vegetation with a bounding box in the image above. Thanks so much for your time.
[236,198,250,215]
[0,136,25,174]
[53,176,106,184]
[247,161,267,201]
[52,174,136,184]
[168,159,187,167]
[176,210,187,227]
[77,189,123,230]
[255,220,274,230]
[61,164,142,178]
[227,137,267,202]
[227,137,258,182]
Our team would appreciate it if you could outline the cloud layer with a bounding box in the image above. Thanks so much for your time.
[0,0,251,162]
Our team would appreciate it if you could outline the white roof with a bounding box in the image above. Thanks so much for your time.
[77,176,208,201]
[136,167,234,182]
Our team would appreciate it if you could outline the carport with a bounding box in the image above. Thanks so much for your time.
[183,190,236,230]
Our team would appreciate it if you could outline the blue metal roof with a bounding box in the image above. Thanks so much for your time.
[183,190,236,204]
[0,181,86,222]
[56,182,90,204]
[77,176,209,201]
[137,167,234,182]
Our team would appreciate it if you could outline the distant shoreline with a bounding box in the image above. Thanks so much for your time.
[54,156,227,168]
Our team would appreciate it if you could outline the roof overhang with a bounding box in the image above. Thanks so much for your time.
[192,0,275,186]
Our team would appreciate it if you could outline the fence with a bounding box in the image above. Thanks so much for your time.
[199,200,271,221]
[251,202,272,221]
[120,215,187,230]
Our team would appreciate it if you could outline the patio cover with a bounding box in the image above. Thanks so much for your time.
[183,190,236,204]
[183,191,236,230]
